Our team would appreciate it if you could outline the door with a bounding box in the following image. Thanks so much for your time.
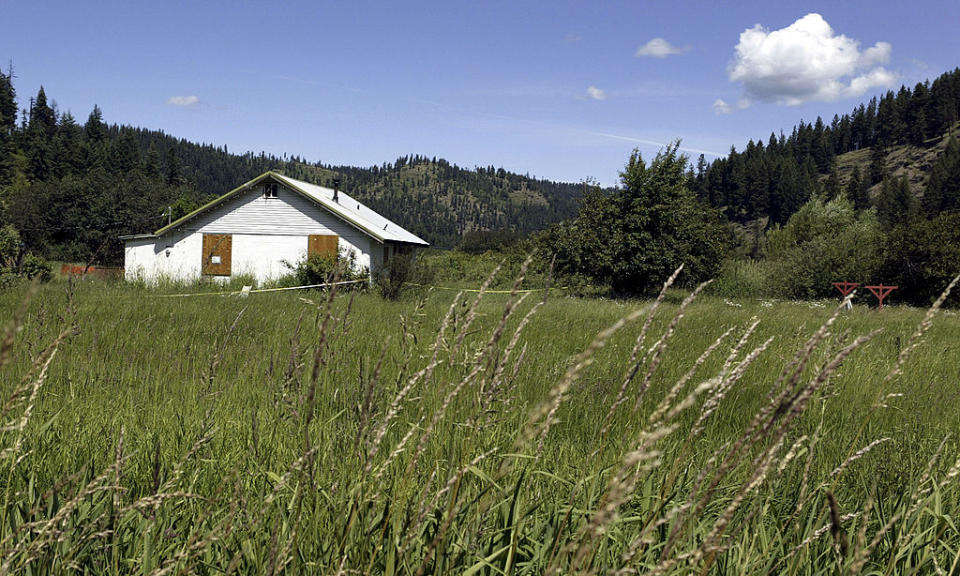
[308,234,339,259]
[202,234,232,276]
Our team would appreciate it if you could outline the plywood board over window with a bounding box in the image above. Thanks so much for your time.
[308,234,339,258]
[202,234,232,276]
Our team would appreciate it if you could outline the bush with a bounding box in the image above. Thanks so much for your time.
[20,253,52,283]
[375,252,415,300]
[0,225,20,268]
[285,249,368,288]
[765,197,884,299]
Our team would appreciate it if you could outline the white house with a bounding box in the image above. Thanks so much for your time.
[121,171,429,284]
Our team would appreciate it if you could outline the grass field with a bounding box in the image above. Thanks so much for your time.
[1,271,959,574]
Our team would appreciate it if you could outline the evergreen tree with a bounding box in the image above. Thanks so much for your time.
[0,68,16,137]
[28,87,57,139]
[143,143,161,178]
[908,82,930,146]
[823,163,841,201]
[876,176,917,227]
[923,136,960,215]
[84,105,106,143]
[0,68,17,186]
[869,146,887,185]
[846,165,870,211]
[165,145,185,185]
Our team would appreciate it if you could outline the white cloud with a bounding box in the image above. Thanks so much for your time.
[727,13,897,106]
[635,38,690,58]
[713,99,733,115]
[166,95,200,108]
[713,98,752,115]
[585,86,607,101]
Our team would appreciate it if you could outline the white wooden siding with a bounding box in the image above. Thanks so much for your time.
[124,184,378,284]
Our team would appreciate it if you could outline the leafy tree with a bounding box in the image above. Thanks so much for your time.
[543,142,729,294]
[766,197,884,299]
[882,212,960,306]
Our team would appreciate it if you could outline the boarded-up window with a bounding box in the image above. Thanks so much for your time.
[308,234,339,258]
[202,234,232,276]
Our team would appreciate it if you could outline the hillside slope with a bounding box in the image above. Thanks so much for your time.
[834,121,960,198]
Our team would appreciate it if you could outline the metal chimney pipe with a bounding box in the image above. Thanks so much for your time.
[332,178,341,203]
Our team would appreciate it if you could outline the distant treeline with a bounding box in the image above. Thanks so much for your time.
[0,67,583,263]
[697,67,960,225]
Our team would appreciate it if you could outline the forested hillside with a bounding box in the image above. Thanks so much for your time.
[0,70,583,263]
[696,67,960,226]
[542,68,960,304]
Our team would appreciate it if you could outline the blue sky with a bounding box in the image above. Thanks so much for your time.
[2,1,958,186]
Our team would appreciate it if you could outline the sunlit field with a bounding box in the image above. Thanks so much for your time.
[1,272,959,574]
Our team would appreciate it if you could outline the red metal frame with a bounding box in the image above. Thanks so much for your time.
[832,281,860,298]
[866,284,898,310]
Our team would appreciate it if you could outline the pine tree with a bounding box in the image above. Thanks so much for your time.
[923,136,960,215]
[165,145,185,185]
[84,105,106,143]
[28,87,56,139]
[823,163,841,201]
[0,67,17,186]
[876,176,917,227]
[846,165,870,211]
[869,146,887,185]
[0,68,16,137]
[143,143,161,177]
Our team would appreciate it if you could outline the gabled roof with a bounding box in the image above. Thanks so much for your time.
[147,171,429,245]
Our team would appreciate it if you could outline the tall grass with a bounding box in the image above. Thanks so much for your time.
[0,270,959,574]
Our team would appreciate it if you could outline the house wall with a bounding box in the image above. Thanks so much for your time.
[124,183,379,284]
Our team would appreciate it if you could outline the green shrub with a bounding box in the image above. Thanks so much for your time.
[0,224,20,269]
[20,253,52,283]
[765,197,884,299]
[375,252,415,300]
[285,249,368,288]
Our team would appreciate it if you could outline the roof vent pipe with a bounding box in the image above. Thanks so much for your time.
[332,178,341,203]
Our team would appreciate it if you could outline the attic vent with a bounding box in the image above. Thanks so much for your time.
[264,183,278,198]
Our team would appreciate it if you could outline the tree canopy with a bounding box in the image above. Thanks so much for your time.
[542,143,729,294]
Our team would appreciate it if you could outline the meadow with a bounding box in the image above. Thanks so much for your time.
[0,268,959,574]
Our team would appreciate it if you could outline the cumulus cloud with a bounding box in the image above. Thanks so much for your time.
[726,13,896,106]
[585,86,607,100]
[635,38,690,58]
[166,95,200,108]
